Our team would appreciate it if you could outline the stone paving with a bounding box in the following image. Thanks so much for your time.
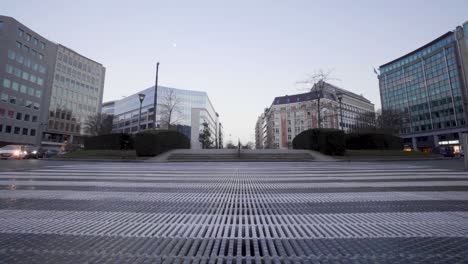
[0,162,468,263]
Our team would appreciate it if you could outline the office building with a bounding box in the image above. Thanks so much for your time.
[260,82,374,149]
[110,86,221,149]
[0,15,105,147]
[378,21,468,152]
[101,100,115,115]
[0,16,55,146]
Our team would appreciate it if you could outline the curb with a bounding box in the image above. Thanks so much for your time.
[49,158,148,162]
[336,157,457,162]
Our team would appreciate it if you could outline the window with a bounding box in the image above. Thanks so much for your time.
[39,65,46,73]
[28,87,34,96]
[35,90,42,98]
[16,112,22,120]
[9,96,16,104]
[17,28,24,37]
[22,128,28,135]
[26,33,31,41]
[37,77,43,86]
[33,103,39,110]
[5,125,12,133]
[22,71,29,80]
[30,129,36,136]
[0,124,2,132]
[14,68,21,77]
[8,50,15,60]
[16,41,22,48]
[20,85,27,94]
[5,64,13,74]
[25,100,32,108]
[33,38,38,46]
[7,111,14,118]
[3,78,11,88]
[24,114,30,121]
[14,127,20,134]
[23,45,29,53]
[30,74,37,83]
[0,93,7,102]
[39,42,45,50]
[38,53,44,60]
[16,53,24,64]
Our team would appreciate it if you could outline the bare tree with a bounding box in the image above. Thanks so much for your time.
[298,69,338,128]
[84,113,113,136]
[160,89,182,129]
[353,111,377,133]
[376,109,406,135]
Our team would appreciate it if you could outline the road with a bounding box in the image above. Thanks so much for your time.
[0,160,468,263]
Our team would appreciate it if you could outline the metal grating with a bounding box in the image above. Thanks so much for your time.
[0,162,468,263]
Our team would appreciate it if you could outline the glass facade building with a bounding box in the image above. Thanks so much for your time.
[111,86,221,148]
[379,22,468,152]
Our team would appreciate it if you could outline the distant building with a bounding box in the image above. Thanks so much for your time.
[378,21,468,152]
[110,86,221,149]
[0,15,105,147]
[102,101,115,115]
[259,82,374,149]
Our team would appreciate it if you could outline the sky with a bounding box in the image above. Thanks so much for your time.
[3,0,468,143]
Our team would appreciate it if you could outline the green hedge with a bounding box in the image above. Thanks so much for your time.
[346,133,403,150]
[135,130,190,157]
[84,134,134,150]
[293,128,346,156]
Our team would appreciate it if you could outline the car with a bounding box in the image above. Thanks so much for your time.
[23,145,40,159]
[0,145,27,160]
[38,149,60,158]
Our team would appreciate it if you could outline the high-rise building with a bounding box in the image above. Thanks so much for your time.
[0,16,55,146]
[259,82,374,149]
[0,15,105,148]
[42,45,106,148]
[378,21,468,152]
[110,86,221,149]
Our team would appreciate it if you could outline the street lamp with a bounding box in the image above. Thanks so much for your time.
[336,92,344,130]
[137,93,146,132]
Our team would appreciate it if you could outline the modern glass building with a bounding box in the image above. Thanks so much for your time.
[110,86,221,148]
[378,21,468,152]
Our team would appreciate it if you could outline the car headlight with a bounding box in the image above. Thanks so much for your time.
[32,151,37,154]
[13,150,20,156]
[23,151,27,155]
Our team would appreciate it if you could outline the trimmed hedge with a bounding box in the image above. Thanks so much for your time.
[346,133,403,150]
[84,134,134,150]
[135,130,190,157]
[293,129,346,156]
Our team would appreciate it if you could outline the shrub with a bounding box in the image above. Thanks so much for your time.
[293,128,346,156]
[135,130,190,157]
[345,133,403,150]
[84,134,131,150]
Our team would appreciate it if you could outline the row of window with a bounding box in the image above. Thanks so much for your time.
[0,124,36,137]
[48,120,80,133]
[56,62,99,86]
[0,89,40,110]
[8,50,46,75]
[5,63,44,88]
[3,78,42,99]
[57,50,102,77]
[54,74,99,94]
[16,41,44,61]
[17,28,46,50]
[0,107,38,122]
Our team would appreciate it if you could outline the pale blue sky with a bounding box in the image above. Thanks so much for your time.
[3,0,468,143]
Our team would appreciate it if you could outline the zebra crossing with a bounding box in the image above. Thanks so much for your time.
[0,162,468,263]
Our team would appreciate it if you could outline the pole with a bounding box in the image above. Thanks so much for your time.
[339,98,343,130]
[463,132,468,170]
[138,101,143,132]
[153,62,160,129]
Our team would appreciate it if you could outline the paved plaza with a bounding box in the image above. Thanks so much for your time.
[0,161,468,263]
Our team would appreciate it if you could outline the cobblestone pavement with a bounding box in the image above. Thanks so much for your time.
[1,162,468,263]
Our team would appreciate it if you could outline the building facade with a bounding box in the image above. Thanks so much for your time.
[259,82,374,149]
[0,15,56,146]
[378,21,468,153]
[42,45,106,148]
[0,15,105,148]
[110,86,221,149]
[101,100,115,115]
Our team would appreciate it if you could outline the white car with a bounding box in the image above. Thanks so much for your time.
[0,145,27,160]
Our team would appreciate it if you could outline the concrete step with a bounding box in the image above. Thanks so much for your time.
[167,153,315,162]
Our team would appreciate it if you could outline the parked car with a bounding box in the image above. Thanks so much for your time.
[23,145,40,159]
[0,145,27,160]
[38,149,61,158]
[440,147,455,157]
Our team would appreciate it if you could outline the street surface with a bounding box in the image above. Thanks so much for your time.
[0,161,468,263]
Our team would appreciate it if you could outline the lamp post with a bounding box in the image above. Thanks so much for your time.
[153,62,160,129]
[337,92,343,130]
[137,93,146,132]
